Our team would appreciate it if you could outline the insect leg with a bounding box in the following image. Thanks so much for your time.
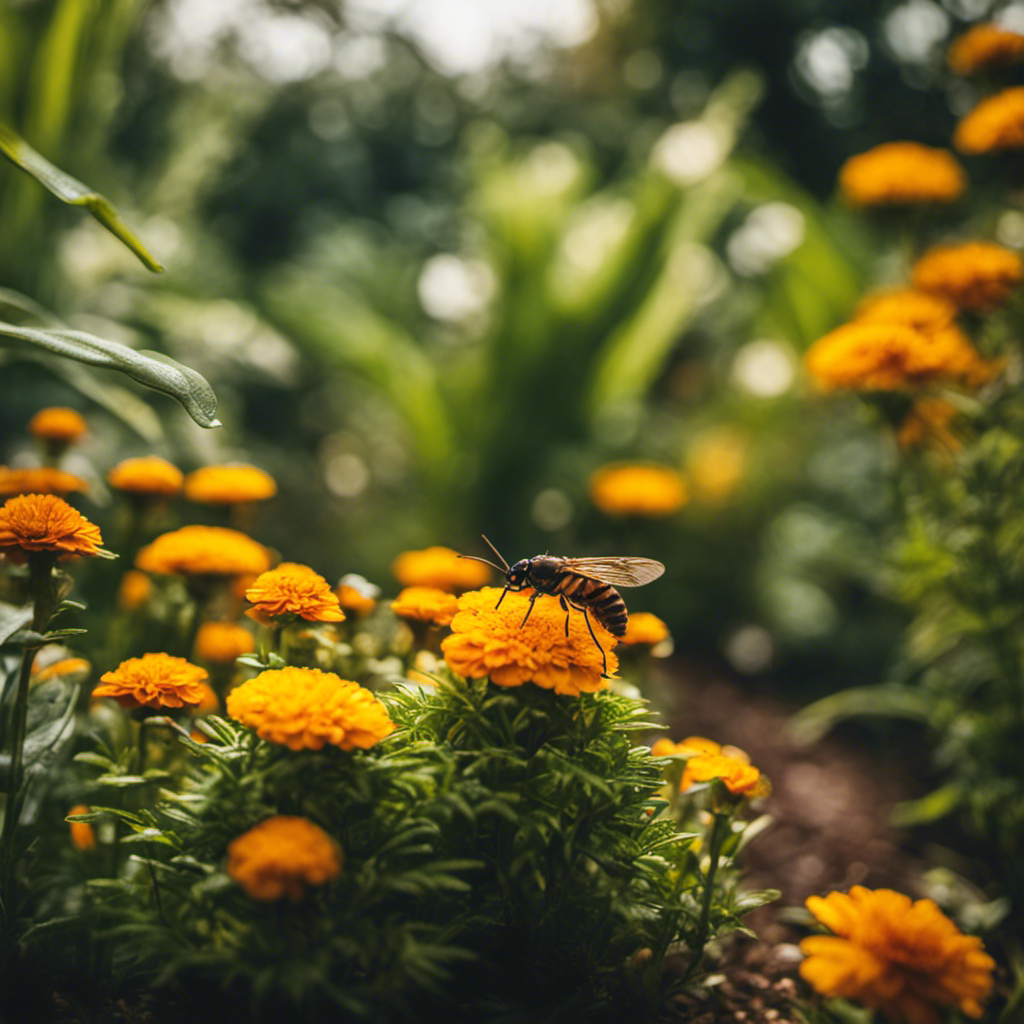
[559,595,570,636]
[581,606,608,676]
[494,586,511,609]
[520,590,540,627]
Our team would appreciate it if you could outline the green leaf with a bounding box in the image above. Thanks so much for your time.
[0,602,33,647]
[43,627,88,641]
[789,685,934,745]
[0,121,164,272]
[0,320,220,427]
[890,784,962,827]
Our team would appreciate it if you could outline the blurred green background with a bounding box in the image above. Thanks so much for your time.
[4,0,1003,697]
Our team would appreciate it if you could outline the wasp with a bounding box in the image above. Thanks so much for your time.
[460,536,665,675]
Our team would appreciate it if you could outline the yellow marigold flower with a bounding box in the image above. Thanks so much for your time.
[392,545,491,592]
[955,86,1024,153]
[588,463,688,517]
[912,241,1024,312]
[441,587,616,695]
[183,464,277,505]
[193,621,255,664]
[854,289,958,332]
[620,612,670,646]
[805,322,991,392]
[28,407,87,442]
[949,23,1024,75]
[0,466,88,497]
[838,143,966,206]
[337,583,377,616]
[107,456,184,497]
[391,586,458,626]
[227,816,342,901]
[226,666,395,751]
[67,805,96,851]
[0,493,103,562]
[652,735,722,758]
[136,525,271,578]
[898,398,963,453]
[244,562,345,625]
[652,736,766,796]
[117,569,153,612]
[93,653,209,710]
[800,886,995,1024]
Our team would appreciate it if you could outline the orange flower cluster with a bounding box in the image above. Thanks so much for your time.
[838,143,966,206]
[949,23,1024,75]
[107,456,184,497]
[588,463,688,517]
[28,407,87,442]
[441,587,616,695]
[0,493,103,562]
[620,612,671,646]
[136,526,270,578]
[184,465,276,504]
[391,545,491,592]
[805,322,990,392]
[391,586,458,626]
[652,736,765,796]
[67,805,96,851]
[92,653,210,709]
[244,562,344,625]
[193,621,255,664]
[955,86,1024,153]
[227,816,341,901]
[0,466,88,497]
[912,241,1024,312]
[800,886,995,1024]
[226,666,395,751]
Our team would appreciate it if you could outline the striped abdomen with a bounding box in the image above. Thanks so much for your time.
[553,572,629,637]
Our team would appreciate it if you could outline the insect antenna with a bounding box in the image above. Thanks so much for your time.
[457,534,510,574]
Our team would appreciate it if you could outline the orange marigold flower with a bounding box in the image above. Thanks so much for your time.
[391,586,458,626]
[392,545,491,592]
[226,666,395,751]
[136,526,271,578]
[898,398,963,453]
[620,612,671,646]
[912,241,1024,312]
[686,428,747,503]
[183,464,277,505]
[117,570,153,612]
[652,736,766,796]
[588,463,688,517]
[441,587,616,695]
[93,653,209,710]
[854,289,959,332]
[28,407,87,442]
[838,143,966,206]
[652,735,722,759]
[191,682,220,715]
[0,494,103,562]
[337,583,377,616]
[67,805,96,851]
[244,562,345,625]
[107,456,184,497]
[955,86,1024,153]
[33,657,91,685]
[800,886,995,1024]
[949,23,1024,75]
[0,466,88,497]
[805,322,991,392]
[193,621,255,664]
[227,816,341,901]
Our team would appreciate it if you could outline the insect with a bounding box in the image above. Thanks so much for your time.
[460,536,665,676]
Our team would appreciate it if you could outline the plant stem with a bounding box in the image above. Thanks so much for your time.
[680,809,731,984]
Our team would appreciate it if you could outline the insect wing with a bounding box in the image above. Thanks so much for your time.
[562,556,665,587]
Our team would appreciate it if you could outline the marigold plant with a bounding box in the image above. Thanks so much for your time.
[954,86,1024,153]
[588,462,688,517]
[227,816,342,901]
[27,406,87,442]
[800,886,995,1024]
[391,585,458,626]
[92,653,210,709]
[0,493,104,561]
[226,666,395,750]
[948,23,1024,75]
[107,456,184,496]
[391,545,490,592]
[441,586,616,694]
[0,466,89,497]
[912,241,1024,312]
[135,525,270,578]
[183,464,277,504]
[244,562,345,624]
[837,143,966,206]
